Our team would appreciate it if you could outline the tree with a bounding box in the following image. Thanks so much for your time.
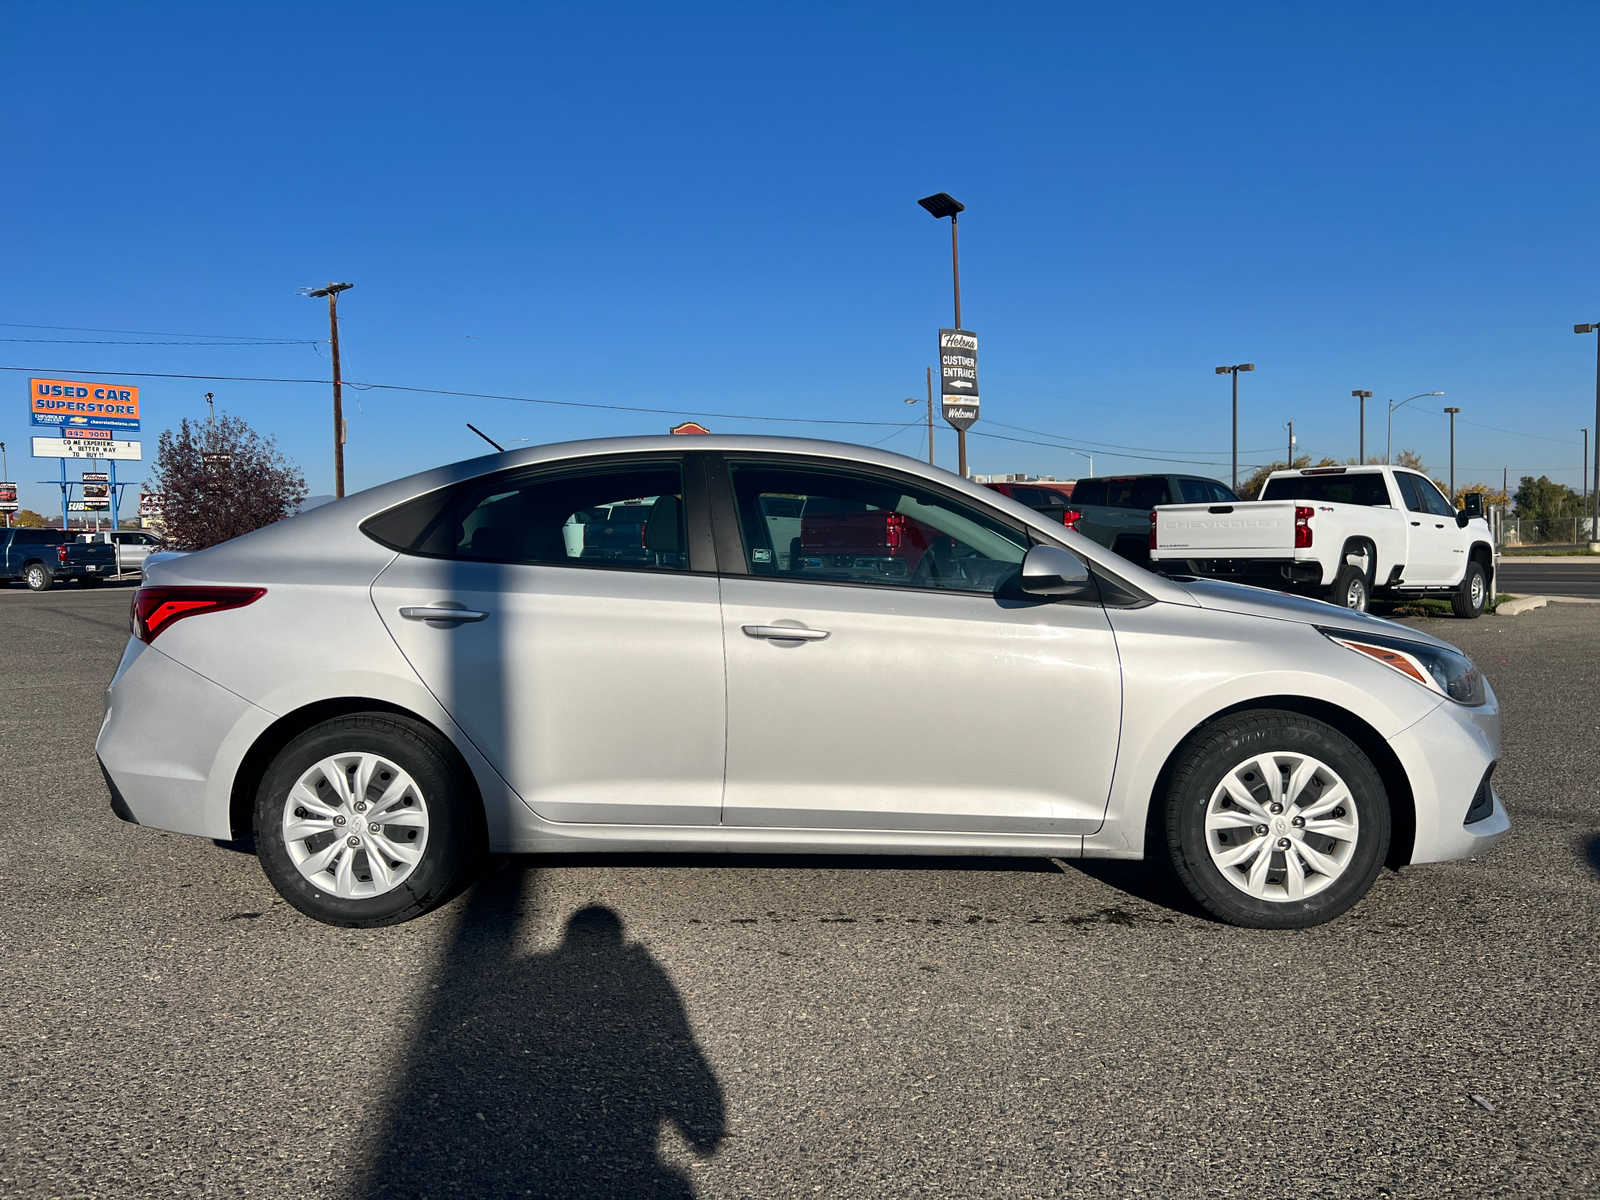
[11,508,46,528]
[148,414,307,550]
[1513,475,1582,523]
[1455,481,1509,510]
[1237,455,1342,500]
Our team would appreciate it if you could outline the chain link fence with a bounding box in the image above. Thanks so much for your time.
[1499,514,1596,547]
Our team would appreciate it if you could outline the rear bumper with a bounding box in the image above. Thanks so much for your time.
[1153,556,1325,585]
[1386,688,1511,865]
[95,640,273,840]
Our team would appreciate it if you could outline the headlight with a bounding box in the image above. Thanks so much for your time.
[1317,626,1486,706]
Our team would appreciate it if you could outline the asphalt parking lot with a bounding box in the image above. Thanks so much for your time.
[2,582,1596,1199]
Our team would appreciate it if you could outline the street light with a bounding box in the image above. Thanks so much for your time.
[1385,391,1445,464]
[1443,407,1461,500]
[1215,363,1255,490]
[904,391,934,466]
[918,192,970,476]
[1582,428,1589,502]
[1576,323,1600,543]
[1351,390,1373,462]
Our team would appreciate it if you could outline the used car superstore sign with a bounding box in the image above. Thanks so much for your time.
[30,378,141,431]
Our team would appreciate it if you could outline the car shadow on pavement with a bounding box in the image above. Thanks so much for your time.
[357,865,725,1200]
[1584,834,1600,880]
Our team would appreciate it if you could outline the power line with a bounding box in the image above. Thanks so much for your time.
[985,419,1279,456]
[0,321,320,342]
[0,337,324,346]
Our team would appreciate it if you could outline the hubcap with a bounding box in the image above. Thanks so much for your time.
[281,752,430,899]
[1471,574,1484,606]
[1204,751,1360,902]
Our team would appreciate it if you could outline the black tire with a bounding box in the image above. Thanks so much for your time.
[254,713,485,927]
[23,562,52,592]
[1452,560,1488,619]
[1330,557,1370,611]
[1163,710,1391,929]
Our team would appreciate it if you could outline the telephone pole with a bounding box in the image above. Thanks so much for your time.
[1444,406,1461,500]
[1286,420,1295,468]
[1,440,8,529]
[302,282,354,497]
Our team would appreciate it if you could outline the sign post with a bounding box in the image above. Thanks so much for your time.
[938,328,980,476]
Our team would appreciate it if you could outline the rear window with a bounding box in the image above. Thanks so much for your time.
[1260,473,1390,506]
[11,530,64,545]
[1071,477,1169,509]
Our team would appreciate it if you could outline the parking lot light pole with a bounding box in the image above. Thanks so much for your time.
[1,440,8,528]
[1385,391,1445,464]
[918,192,969,476]
[1576,324,1600,542]
[1582,428,1589,502]
[1443,407,1461,500]
[1214,363,1254,490]
[1351,390,1372,462]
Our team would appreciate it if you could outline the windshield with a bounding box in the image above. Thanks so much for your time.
[1261,473,1390,506]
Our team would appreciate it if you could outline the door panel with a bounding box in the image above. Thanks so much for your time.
[713,457,1122,834]
[719,577,1121,832]
[1396,473,1456,584]
[373,557,725,824]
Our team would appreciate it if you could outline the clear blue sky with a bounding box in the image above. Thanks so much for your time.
[4,0,1598,514]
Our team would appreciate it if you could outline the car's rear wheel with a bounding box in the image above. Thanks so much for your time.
[1331,552,1371,612]
[1163,711,1390,928]
[24,563,52,592]
[254,713,484,927]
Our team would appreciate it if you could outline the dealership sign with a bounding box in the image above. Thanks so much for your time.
[82,471,110,510]
[30,377,141,432]
[32,436,143,460]
[139,491,164,516]
[0,482,16,513]
[937,328,979,431]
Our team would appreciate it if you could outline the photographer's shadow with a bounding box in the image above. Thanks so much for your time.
[364,869,724,1199]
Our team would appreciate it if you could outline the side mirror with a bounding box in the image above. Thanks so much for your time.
[1460,492,1484,522]
[1020,544,1093,598]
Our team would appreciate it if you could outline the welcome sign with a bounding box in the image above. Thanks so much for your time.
[30,378,141,432]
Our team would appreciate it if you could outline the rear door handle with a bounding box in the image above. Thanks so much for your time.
[400,604,489,624]
[742,624,829,642]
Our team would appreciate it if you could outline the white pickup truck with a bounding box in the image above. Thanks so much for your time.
[1148,465,1496,617]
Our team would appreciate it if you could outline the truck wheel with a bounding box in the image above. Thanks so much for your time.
[1164,710,1390,929]
[24,563,52,592]
[1331,561,1369,611]
[1451,561,1488,619]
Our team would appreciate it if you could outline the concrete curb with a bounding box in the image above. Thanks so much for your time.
[1499,555,1598,563]
[1496,595,1548,616]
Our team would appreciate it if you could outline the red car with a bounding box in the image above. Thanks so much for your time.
[984,480,1079,526]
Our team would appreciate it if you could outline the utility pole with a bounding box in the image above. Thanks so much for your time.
[303,282,354,497]
[1215,363,1255,490]
[925,367,935,467]
[1286,420,1295,468]
[1351,390,1372,462]
[1,440,8,529]
[1444,406,1461,500]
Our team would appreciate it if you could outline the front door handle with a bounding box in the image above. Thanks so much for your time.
[1410,520,1421,526]
[742,624,829,642]
[400,604,489,624]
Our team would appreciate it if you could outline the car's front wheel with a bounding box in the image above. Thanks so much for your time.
[254,713,485,927]
[1164,711,1390,928]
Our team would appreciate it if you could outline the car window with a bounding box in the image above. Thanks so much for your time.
[1208,481,1238,503]
[363,462,687,570]
[13,530,63,546]
[1393,473,1428,512]
[1261,472,1390,506]
[729,462,1028,594]
[1411,476,1455,517]
[1178,478,1211,503]
[1070,477,1168,509]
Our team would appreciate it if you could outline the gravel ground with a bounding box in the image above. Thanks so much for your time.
[1,583,1595,1199]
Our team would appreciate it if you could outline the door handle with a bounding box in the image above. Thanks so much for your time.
[742,624,829,642]
[400,604,489,624]
[1410,520,1421,526]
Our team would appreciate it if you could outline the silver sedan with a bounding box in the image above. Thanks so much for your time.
[95,436,1509,928]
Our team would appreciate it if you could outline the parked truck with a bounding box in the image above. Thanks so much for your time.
[77,529,165,575]
[1,528,119,591]
[1149,464,1495,617]
[1065,474,1239,564]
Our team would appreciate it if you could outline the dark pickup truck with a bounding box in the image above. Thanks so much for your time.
[1068,473,1239,565]
[1,528,119,591]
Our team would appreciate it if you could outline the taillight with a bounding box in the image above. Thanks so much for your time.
[883,512,905,552]
[131,585,265,644]
[57,544,69,565]
[1148,510,1158,550]
[1294,505,1314,548]
[1062,509,1082,530]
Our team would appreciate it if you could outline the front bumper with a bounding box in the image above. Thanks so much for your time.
[95,640,272,841]
[1386,687,1511,865]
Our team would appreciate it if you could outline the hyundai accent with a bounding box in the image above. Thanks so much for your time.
[95,436,1509,928]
